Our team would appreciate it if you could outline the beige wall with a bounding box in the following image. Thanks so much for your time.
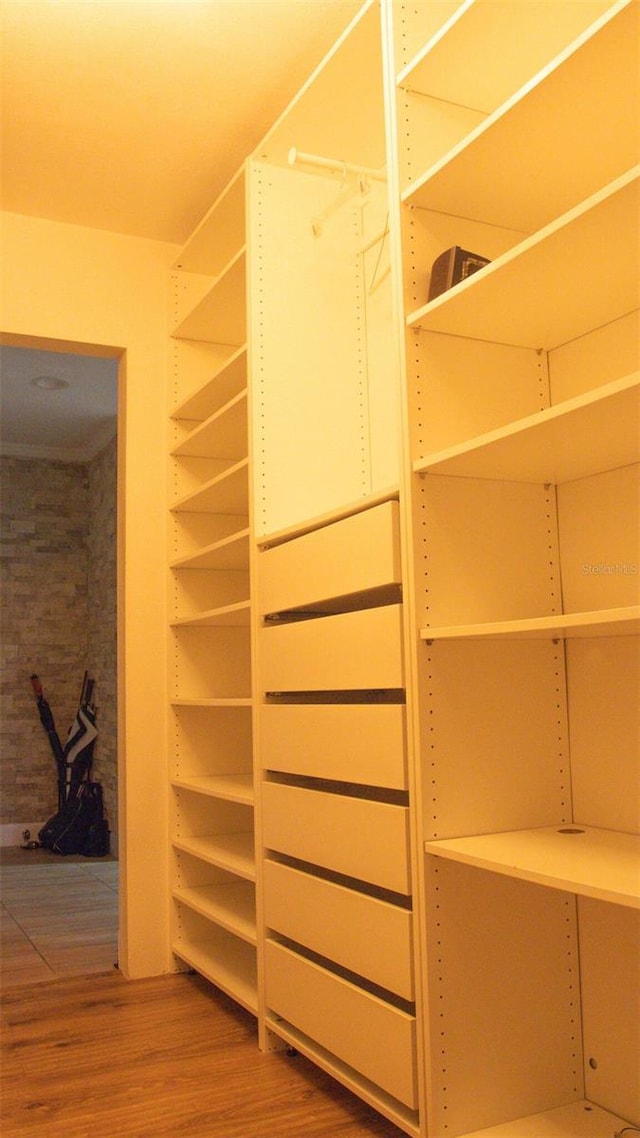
[1,210,177,978]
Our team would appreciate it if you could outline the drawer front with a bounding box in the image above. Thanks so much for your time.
[265,939,418,1109]
[264,859,414,1000]
[259,703,407,789]
[262,782,411,894]
[260,500,400,614]
[261,604,404,691]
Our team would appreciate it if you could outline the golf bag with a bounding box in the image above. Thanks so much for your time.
[31,672,110,857]
[49,780,109,857]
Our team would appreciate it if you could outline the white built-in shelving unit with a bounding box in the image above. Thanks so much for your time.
[168,166,258,1016]
[386,0,639,1135]
[245,4,424,1132]
[165,1,639,1134]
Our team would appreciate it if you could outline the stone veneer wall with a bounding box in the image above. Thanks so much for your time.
[0,441,117,847]
[86,436,118,845]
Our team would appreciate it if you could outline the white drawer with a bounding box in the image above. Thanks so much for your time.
[260,500,401,614]
[265,939,418,1109]
[264,859,414,1000]
[259,703,407,789]
[261,781,411,894]
[261,604,404,691]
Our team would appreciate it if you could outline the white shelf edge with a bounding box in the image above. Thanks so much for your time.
[171,388,248,457]
[172,164,246,274]
[412,372,640,481]
[171,344,248,423]
[171,245,247,340]
[400,0,631,209]
[173,833,256,881]
[172,937,258,1016]
[170,698,253,708]
[396,0,475,90]
[172,881,256,945]
[170,457,249,513]
[420,606,640,641]
[171,599,251,628]
[424,825,640,908]
[170,527,250,571]
[405,166,639,337]
[171,772,254,806]
[459,1099,634,1138]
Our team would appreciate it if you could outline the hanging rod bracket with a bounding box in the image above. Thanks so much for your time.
[288,147,386,183]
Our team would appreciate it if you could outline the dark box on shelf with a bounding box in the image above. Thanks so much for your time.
[428,245,491,301]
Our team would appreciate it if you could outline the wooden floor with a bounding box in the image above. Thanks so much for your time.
[1,853,407,1138]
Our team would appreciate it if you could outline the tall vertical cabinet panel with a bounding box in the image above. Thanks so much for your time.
[383,1,639,1136]
[247,2,424,1134]
[168,168,258,1014]
[248,5,396,539]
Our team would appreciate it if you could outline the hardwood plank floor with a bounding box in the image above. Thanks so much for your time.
[1,971,407,1137]
[1,855,407,1137]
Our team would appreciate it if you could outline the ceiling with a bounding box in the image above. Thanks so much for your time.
[0,0,362,460]
[1,0,362,244]
[0,345,119,463]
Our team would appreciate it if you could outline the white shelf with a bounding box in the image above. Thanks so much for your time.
[173,833,256,881]
[171,600,251,628]
[172,881,256,944]
[171,697,253,709]
[172,390,247,460]
[171,458,249,515]
[402,2,636,233]
[425,825,640,908]
[407,169,638,350]
[461,1100,633,1137]
[172,247,246,345]
[172,772,254,806]
[173,167,245,277]
[170,528,250,572]
[413,374,640,483]
[420,606,640,642]
[173,934,258,1015]
[172,344,247,423]
[396,0,617,111]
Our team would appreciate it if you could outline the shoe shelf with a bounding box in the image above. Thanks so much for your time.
[171,772,254,807]
[425,825,640,909]
[406,169,638,350]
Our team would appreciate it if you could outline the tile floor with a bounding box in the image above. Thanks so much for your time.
[0,850,118,991]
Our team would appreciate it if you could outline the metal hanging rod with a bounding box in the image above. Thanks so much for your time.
[288,147,387,183]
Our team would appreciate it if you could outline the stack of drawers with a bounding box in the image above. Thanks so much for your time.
[257,499,418,1112]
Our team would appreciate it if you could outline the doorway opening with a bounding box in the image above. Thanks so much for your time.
[0,334,121,988]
